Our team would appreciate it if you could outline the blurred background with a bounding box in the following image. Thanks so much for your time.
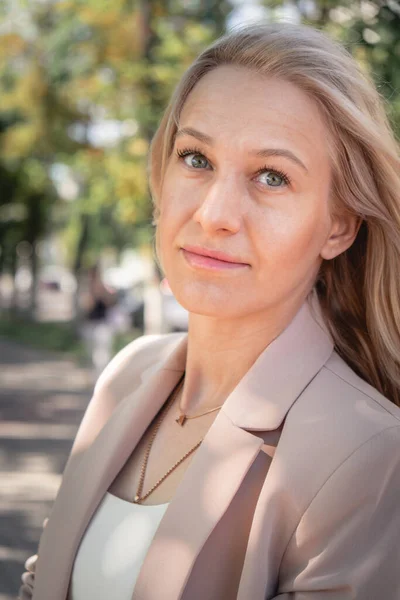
[0,0,399,597]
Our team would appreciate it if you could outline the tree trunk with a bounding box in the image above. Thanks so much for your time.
[72,212,91,325]
[29,239,39,319]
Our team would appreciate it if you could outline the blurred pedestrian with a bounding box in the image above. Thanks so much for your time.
[81,263,117,376]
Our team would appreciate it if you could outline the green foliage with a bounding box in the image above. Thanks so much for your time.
[0,312,140,361]
[0,313,86,358]
[301,0,400,137]
[0,0,222,276]
[351,3,400,138]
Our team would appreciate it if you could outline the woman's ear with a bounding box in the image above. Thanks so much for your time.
[320,211,363,260]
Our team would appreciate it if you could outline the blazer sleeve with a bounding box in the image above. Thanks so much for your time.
[270,424,400,600]
[17,334,161,600]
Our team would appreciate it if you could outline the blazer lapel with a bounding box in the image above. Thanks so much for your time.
[132,411,264,600]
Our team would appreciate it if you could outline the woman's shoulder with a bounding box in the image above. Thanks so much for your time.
[94,332,186,397]
[276,350,400,521]
[280,348,400,481]
[288,349,400,432]
[61,333,186,475]
[322,350,400,423]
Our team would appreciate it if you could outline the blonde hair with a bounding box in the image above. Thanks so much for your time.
[148,22,400,406]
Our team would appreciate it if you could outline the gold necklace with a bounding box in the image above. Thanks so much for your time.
[134,374,197,503]
[175,373,224,426]
[134,374,224,503]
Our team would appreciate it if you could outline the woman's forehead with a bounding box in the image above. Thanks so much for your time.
[179,65,331,162]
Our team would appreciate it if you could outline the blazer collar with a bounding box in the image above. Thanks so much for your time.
[223,288,334,430]
[158,287,334,431]
[33,289,334,600]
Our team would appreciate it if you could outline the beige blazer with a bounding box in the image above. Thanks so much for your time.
[22,291,400,599]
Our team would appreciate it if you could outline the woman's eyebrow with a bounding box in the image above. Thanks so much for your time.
[175,126,309,173]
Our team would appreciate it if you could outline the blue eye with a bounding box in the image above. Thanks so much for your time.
[176,148,210,169]
[255,169,290,188]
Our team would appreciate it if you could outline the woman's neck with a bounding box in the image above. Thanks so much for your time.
[179,294,306,415]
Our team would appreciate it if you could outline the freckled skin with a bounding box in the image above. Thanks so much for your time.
[158,65,352,328]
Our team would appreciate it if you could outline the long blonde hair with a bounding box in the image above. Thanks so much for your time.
[148,22,400,406]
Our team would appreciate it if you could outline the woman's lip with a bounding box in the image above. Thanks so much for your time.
[181,245,248,264]
[181,248,249,271]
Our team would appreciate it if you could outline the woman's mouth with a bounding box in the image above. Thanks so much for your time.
[181,246,250,271]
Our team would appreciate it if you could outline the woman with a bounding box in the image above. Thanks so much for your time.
[19,22,400,600]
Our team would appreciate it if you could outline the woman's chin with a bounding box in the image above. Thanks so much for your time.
[173,289,247,320]
[178,299,227,318]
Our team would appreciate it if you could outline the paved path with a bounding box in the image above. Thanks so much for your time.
[0,339,94,599]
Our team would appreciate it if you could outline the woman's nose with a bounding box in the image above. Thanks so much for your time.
[193,175,243,235]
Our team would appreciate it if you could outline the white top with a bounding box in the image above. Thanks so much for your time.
[68,492,169,600]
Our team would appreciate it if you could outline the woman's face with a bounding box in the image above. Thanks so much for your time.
[158,65,352,320]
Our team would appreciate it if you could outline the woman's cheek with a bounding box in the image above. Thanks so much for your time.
[260,211,326,274]
[161,180,195,223]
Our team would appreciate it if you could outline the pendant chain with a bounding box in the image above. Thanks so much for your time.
[134,373,223,503]
[176,374,224,426]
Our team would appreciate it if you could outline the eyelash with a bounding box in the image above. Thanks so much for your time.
[176,146,291,186]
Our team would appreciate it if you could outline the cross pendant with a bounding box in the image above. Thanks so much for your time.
[176,414,187,426]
